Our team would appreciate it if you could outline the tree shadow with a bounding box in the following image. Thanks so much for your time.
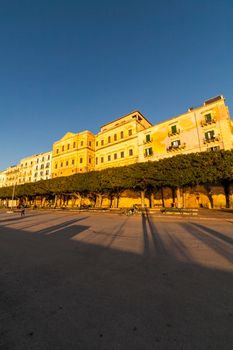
[0,214,232,349]
[180,222,233,264]
[190,222,233,246]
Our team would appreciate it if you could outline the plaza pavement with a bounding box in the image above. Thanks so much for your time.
[0,209,232,349]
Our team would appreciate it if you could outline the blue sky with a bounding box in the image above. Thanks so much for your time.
[0,0,233,170]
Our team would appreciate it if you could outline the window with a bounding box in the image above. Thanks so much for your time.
[128,129,132,136]
[73,142,76,148]
[31,161,33,165]
[146,134,151,142]
[145,147,153,156]
[108,155,111,161]
[42,157,44,162]
[129,149,133,156]
[96,157,98,165]
[46,162,50,168]
[55,163,57,169]
[37,158,39,163]
[120,131,124,139]
[40,171,43,176]
[114,153,117,160]
[171,125,177,134]
[121,151,124,158]
[205,113,212,123]
[60,162,63,167]
[66,161,69,166]
[29,177,31,181]
[48,155,50,160]
[114,134,117,141]
[62,146,64,151]
[101,157,104,163]
[67,144,70,150]
[81,141,84,146]
[80,158,83,163]
[56,149,59,154]
[108,136,111,143]
[72,159,75,165]
[205,130,215,140]
[34,173,38,177]
[25,162,27,166]
[171,140,181,147]
[208,146,220,151]
[89,141,91,147]
[36,165,38,170]
[41,164,44,169]
[96,141,99,147]
[89,158,91,164]
[101,140,104,146]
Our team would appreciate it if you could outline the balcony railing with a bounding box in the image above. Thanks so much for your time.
[168,129,180,137]
[143,138,153,144]
[144,151,153,158]
[203,136,220,144]
[166,142,186,152]
[201,118,216,127]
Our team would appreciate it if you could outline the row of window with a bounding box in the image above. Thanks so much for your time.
[34,170,50,177]
[20,156,51,167]
[55,157,92,168]
[35,163,50,170]
[167,130,217,150]
[56,141,92,154]
[96,129,133,147]
[96,149,134,164]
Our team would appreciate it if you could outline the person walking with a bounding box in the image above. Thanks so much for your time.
[20,204,25,217]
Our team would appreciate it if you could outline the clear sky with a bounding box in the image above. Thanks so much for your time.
[0,0,233,170]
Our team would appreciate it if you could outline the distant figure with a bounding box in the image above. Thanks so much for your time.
[20,205,25,217]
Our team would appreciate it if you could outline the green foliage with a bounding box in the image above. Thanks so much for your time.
[0,150,232,199]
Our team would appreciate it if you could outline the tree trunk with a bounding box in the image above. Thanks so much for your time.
[204,184,214,209]
[116,195,120,208]
[182,189,186,208]
[141,190,145,208]
[223,181,230,208]
[176,187,182,208]
[149,193,154,208]
[161,187,165,207]
[171,187,176,207]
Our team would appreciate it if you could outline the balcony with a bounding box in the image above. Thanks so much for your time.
[144,151,153,158]
[167,142,186,152]
[203,136,220,144]
[201,118,216,127]
[168,129,180,137]
[143,138,153,144]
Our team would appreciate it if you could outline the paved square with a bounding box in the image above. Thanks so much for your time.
[0,210,232,349]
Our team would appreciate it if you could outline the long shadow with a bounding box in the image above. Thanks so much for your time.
[145,210,166,255]
[190,222,233,246]
[180,222,233,264]
[0,218,233,349]
[141,212,150,257]
[0,213,42,224]
[106,218,128,248]
[36,217,89,237]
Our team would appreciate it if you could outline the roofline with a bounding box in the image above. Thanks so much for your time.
[154,95,227,127]
[100,110,153,129]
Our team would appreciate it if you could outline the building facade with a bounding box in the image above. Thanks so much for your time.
[51,131,95,178]
[138,95,233,162]
[1,95,232,187]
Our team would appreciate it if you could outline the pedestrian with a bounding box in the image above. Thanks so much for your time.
[20,204,25,217]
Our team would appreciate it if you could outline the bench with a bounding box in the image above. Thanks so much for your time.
[160,208,198,215]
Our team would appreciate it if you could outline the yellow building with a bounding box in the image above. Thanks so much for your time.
[0,170,7,188]
[51,96,232,177]
[5,165,20,187]
[52,131,95,178]
[138,95,233,162]
[95,111,152,170]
